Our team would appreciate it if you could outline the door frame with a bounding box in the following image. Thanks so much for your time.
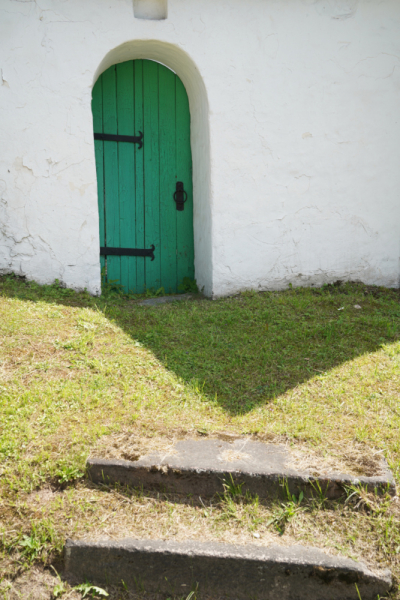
[92,40,212,296]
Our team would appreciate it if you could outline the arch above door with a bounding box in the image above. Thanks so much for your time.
[92,41,211,296]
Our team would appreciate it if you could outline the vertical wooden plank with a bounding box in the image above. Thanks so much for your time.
[143,60,161,291]
[116,61,136,294]
[92,76,105,284]
[158,65,177,292]
[102,66,121,286]
[134,60,145,293]
[176,76,195,286]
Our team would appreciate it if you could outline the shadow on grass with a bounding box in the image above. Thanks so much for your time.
[1,275,400,416]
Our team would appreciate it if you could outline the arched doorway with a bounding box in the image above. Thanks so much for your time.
[92,59,194,294]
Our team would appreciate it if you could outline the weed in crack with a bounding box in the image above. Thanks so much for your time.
[267,484,305,535]
[217,476,262,531]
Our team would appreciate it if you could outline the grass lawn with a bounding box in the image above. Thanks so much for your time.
[1,274,400,599]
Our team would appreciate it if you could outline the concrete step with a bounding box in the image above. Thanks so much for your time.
[65,538,392,600]
[138,293,192,306]
[87,438,395,499]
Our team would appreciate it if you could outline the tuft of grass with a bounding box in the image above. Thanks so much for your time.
[12,520,63,565]
[267,487,305,535]
[221,475,244,499]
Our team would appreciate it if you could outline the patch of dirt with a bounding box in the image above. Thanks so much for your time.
[94,431,183,462]
[27,487,57,505]
[0,566,80,600]
[220,449,251,463]
[286,443,386,478]
[309,280,400,300]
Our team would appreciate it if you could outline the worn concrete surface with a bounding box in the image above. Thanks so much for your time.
[138,294,192,306]
[64,538,392,599]
[87,438,395,499]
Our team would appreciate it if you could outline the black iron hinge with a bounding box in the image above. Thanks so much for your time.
[94,131,143,149]
[100,245,155,261]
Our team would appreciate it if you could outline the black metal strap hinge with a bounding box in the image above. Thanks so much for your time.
[100,245,155,261]
[94,131,143,149]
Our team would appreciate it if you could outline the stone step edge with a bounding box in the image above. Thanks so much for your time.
[64,538,392,600]
[87,457,396,499]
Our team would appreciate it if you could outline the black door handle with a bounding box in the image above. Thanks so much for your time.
[173,181,188,211]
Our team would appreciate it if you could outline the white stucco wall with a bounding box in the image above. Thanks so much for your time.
[1,0,399,296]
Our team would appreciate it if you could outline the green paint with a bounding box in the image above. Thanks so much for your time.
[102,66,120,287]
[176,77,194,286]
[143,60,161,292]
[159,65,177,292]
[92,59,194,294]
[116,61,136,294]
[91,78,105,278]
[134,61,145,294]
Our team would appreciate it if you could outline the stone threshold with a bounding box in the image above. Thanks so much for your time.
[137,293,192,306]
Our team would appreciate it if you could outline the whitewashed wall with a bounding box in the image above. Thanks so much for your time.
[1,0,399,297]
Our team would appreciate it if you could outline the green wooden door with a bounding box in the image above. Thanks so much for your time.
[92,59,194,294]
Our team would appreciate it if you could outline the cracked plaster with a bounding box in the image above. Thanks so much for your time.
[0,0,400,296]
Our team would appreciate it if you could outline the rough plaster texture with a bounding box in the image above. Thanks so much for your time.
[87,438,396,498]
[1,0,400,296]
[64,538,392,599]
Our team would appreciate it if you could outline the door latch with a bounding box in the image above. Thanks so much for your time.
[173,181,188,211]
